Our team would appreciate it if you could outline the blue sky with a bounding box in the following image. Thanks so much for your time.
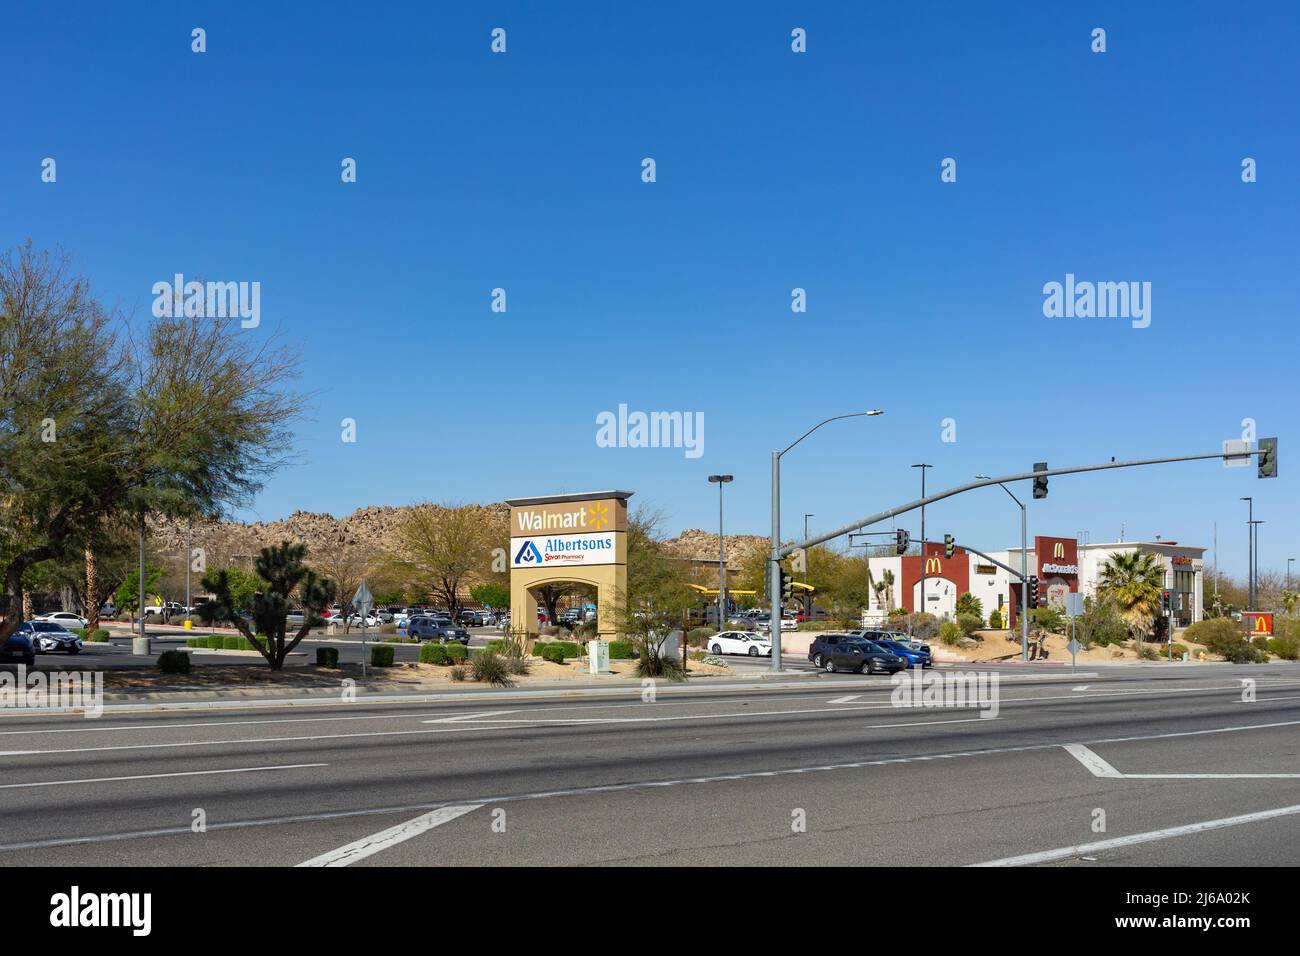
[4,1,1296,578]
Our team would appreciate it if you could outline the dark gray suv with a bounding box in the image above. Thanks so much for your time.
[407,616,470,645]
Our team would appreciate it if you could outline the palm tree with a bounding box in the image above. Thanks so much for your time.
[1097,552,1165,639]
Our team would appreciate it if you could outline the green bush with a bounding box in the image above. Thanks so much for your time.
[157,649,191,674]
[1170,643,1189,660]
[88,628,110,643]
[1267,635,1300,661]
[686,627,717,646]
[224,636,243,650]
[904,612,940,642]
[987,609,1003,630]
[420,643,449,665]
[540,644,568,664]
[1135,642,1160,661]
[316,647,339,668]
[609,640,633,660]
[1079,596,1129,647]
[956,613,983,638]
[207,635,225,649]
[937,621,961,646]
[370,645,395,667]
[1031,607,1066,634]
[1185,618,1261,662]
[471,648,514,687]
[444,643,468,663]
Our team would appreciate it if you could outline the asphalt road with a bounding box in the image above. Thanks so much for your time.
[1,663,1298,866]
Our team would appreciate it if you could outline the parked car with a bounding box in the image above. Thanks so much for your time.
[819,638,904,675]
[35,611,88,629]
[407,616,470,645]
[456,608,480,626]
[808,633,863,669]
[873,638,932,668]
[849,629,930,655]
[345,613,383,628]
[1,631,35,667]
[756,616,799,632]
[18,621,83,655]
[706,631,772,657]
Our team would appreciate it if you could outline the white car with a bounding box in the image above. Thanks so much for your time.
[706,631,773,657]
[346,613,382,628]
[36,611,88,629]
[755,617,799,632]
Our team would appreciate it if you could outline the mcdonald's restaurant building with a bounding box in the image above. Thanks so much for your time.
[865,535,1205,629]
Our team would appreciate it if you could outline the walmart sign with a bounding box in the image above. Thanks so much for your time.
[510,532,619,568]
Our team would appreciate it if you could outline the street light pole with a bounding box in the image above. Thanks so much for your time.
[770,411,883,672]
[912,465,932,622]
[1241,497,1253,610]
[978,474,1029,661]
[708,475,733,632]
[1250,520,1264,609]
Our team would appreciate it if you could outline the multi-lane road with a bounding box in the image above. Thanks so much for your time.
[1,663,1298,866]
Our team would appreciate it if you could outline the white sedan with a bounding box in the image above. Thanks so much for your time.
[706,631,772,657]
[36,611,88,629]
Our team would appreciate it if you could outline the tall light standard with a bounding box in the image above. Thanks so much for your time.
[708,475,733,630]
[1241,497,1254,609]
[1250,520,1264,609]
[1287,557,1295,591]
[977,474,1030,661]
[912,464,932,621]
[770,411,884,672]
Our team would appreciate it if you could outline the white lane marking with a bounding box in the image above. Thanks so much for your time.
[1063,742,1300,780]
[969,803,1300,867]
[828,695,861,704]
[7,715,1300,856]
[1072,686,1091,691]
[0,763,327,790]
[1062,744,1123,778]
[296,804,482,867]
[421,710,518,723]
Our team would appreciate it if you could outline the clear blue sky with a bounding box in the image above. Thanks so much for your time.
[5,2,1296,578]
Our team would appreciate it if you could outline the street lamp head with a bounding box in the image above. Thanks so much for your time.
[707,475,733,483]
[911,463,932,469]
[864,410,884,416]
[975,474,990,479]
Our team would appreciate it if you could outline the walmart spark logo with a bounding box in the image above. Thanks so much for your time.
[586,503,610,530]
[514,541,542,564]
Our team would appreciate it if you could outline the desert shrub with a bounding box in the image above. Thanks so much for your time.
[541,625,560,636]
[504,653,530,676]
[937,621,962,646]
[686,627,716,646]
[1170,643,1189,659]
[88,628,110,642]
[1079,596,1129,647]
[987,609,1003,630]
[1031,607,1066,634]
[574,620,598,638]
[1267,635,1300,661]
[1135,643,1160,660]
[956,613,983,638]
[157,650,191,674]
[378,623,397,635]
[634,650,686,682]
[471,648,515,687]
[420,643,448,665]
[888,607,908,619]
[449,665,468,682]
[904,612,940,642]
[316,647,339,667]
[370,645,395,667]
[1184,617,1263,662]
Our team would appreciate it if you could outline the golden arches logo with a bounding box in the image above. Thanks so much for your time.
[924,557,942,575]
[1053,542,1065,559]
[1254,616,1270,634]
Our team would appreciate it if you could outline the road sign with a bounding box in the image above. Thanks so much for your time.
[1065,592,1084,617]
[1222,438,1251,468]
[1067,639,1081,656]
[352,581,374,616]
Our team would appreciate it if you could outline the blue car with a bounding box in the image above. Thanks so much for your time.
[1,631,36,668]
[876,639,932,668]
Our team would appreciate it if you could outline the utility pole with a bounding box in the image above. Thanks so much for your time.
[709,475,733,631]
[978,474,1030,661]
[1241,497,1253,609]
[912,464,932,622]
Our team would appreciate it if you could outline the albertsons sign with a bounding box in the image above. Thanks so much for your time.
[511,532,619,568]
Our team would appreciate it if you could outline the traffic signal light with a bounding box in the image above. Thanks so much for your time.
[943,534,955,559]
[780,568,794,603]
[1032,462,1049,499]
[1161,590,1171,613]
[1026,575,1039,609]
[1258,437,1278,478]
[895,529,909,555]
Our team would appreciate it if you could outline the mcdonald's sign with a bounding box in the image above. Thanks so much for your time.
[1052,542,1065,559]
[924,557,942,575]
[1243,612,1273,637]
